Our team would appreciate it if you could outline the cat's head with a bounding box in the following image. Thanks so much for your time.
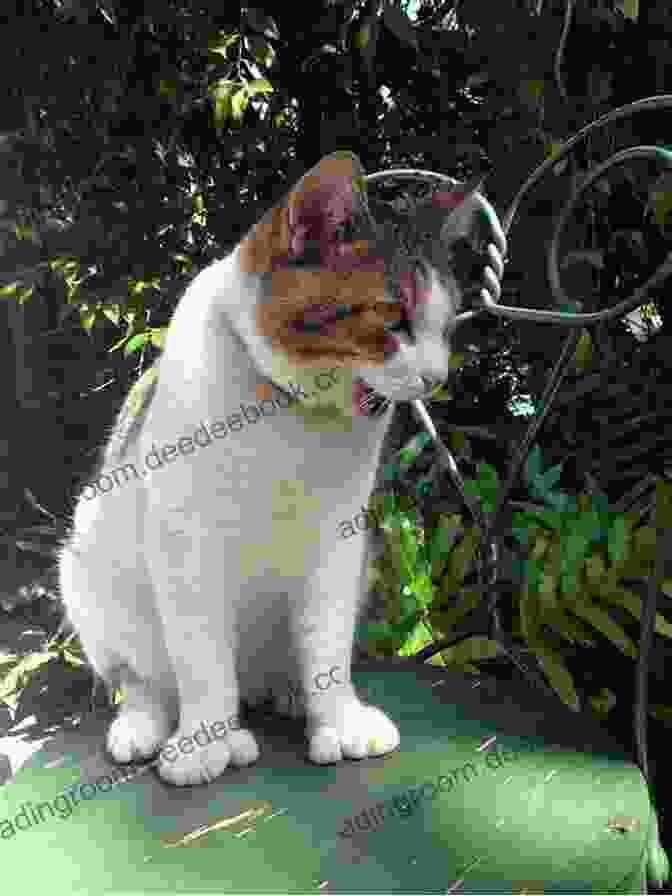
[235,151,493,417]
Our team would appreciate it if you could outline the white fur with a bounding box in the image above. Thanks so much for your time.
[58,246,465,785]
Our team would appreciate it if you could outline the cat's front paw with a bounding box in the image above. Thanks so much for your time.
[307,699,400,764]
[156,725,260,786]
[107,707,174,763]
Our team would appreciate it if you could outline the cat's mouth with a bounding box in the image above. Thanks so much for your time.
[353,377,390,417]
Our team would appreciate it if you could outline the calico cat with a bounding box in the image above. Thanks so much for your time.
[58,151,506,786]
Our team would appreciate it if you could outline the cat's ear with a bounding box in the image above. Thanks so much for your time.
[435,176,488,247]
[239,151,373,275]
[286,151,371,257]
[434,178,507,310]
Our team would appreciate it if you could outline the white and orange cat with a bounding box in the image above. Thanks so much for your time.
[58,152,506,786]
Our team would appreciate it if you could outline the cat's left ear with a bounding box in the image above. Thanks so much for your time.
[239,150,375,274]
[285,150,373,257]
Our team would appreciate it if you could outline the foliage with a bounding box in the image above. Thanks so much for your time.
[1,2,671,828]
[362,433,672,719]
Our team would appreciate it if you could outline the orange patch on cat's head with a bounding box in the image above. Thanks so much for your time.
[239,153,402,368]
[256,267,401,367]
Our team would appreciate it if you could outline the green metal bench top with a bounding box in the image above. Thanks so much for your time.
[0,657,655,894]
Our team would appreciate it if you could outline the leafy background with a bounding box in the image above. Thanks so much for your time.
[1,0,672,883]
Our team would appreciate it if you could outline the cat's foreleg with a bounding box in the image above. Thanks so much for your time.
[287,536,400,763]
[144,508,260,786]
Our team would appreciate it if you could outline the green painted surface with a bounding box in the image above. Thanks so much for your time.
[0,662,652,893]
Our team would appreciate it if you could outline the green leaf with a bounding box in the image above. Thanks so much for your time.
[230,88,250,123]
[543,606,597,646]
[362,620,395,647]
[380,461,402,484]
[429,514,462,579]
[633,525,657,571]
[353,24,371,50]
[397,620,434,657]
[210,78,237,129]
[525,555,543,593]
[398,585,420,619]
[397,431,432,469]
[588,687,616,719]
[447,353,465,372]
[0,650,61,700]
[607,516,629,569]
[560,532,590,572]
[213,93,232,130]
[560,566,580,596]
[413,475,435,500]
[447,430,468,456]
[247,78,274,98]
[16,284,35,304]
[101,303,122,325]
[524,444,544,486]
[533,645,580,711]
[593,581,672,640]
[591,491,611,516]
[447,527,480,584]
[451,636,502,665]
[462,478,481,499]
[398,526,419,580]
[544,491,574,512]
[573,328,594,370]
[172,253,194,273]
[208,31,241,57]
[655,478,672,531]
[561,591,638,658]
[530,531,551,562]
[79,306,98,333]
[390,611,420,642]
[519,582,543,644]
[0,280,22,298]
[535,462,564,495]
[509,552,527,581]
[476,461,499,490]
[158,79,178,100]
[650,703,672,724]
[61,648,87,668]
[124,332,150,356]
[584,552,607,588]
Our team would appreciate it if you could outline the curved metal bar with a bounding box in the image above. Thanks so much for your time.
[364,95,670,872]
[409,399,486,532]
[548,146,672,311]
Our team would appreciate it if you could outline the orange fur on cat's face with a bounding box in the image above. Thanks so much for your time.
[239,154,402,368]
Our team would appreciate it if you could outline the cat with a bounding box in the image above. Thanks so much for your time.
[58,151,506,786]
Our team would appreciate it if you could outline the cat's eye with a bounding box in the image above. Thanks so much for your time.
[384,308,412,338]
[286,246,322,268]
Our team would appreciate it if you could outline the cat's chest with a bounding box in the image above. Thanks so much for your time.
[136,369,393,541]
